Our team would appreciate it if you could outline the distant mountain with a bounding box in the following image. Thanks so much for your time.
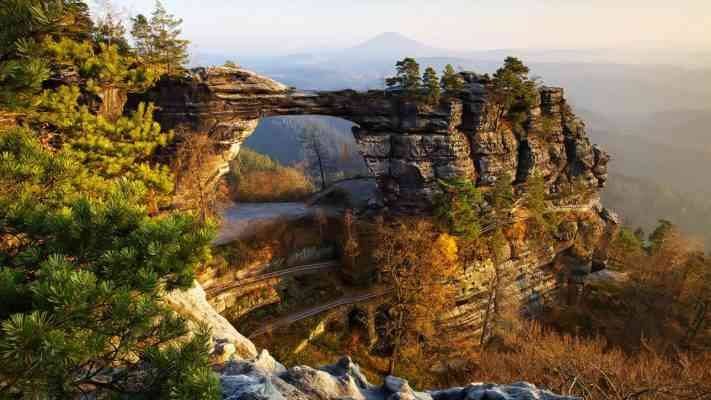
[344,32,448,59]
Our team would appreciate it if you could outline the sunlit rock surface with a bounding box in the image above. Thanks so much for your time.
[135,66,608,212]
[218,353,577,400]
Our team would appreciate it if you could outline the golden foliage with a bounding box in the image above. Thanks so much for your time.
[231,148,314,202]
[373,218,460,373]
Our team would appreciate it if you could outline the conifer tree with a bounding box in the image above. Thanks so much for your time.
[0,128,219,399]
[131,1,190,76]
[490,57,538,134]
[441,64,464,96]
[386,57,422,99]
[422,66,441,106]
[0,2,220,397]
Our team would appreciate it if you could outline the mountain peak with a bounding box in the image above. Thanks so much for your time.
[349,32,443,58]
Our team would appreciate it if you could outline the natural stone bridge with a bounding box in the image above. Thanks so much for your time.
[136,66,609,211]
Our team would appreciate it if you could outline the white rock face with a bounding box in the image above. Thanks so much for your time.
[166,283,577,400]
[164,281,258,359]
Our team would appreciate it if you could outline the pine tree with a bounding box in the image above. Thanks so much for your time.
[386,57,421,99]
[131,1,190,77]
[422,66,441,106]
[0,2,219,396]
[441,64,464,96]
[0,128,219,398]
[93,0,130,52]
[490,57,538,134]
[0,0,93,108]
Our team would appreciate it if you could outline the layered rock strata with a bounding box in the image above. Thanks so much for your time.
[136,66,608,212]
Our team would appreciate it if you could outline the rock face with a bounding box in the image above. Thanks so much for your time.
[219,352,577,400]
[142,64,619,347]
[144,66,614,399]
[164,281,258,360]
[137,66,607,212]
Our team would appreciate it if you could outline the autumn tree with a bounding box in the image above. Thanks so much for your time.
[173,132,225,223]
[131,0,190,76]
[373,218,459,375]
[386,57,422,99]
[441,64,464,96]
[422,66,441,105]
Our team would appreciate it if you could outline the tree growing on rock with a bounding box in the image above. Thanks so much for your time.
[422,66,441,106]
[490,57,539,135]
[131,0,190,77]
[441,64,464,96]
[373,218,459,375]
[386,57,422,99]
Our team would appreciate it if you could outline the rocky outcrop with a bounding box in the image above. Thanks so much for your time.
[164,282,258,360]
[219,352,577,400]
[137,66,607,212]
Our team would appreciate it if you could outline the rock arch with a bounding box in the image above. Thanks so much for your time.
[135,66,608,211]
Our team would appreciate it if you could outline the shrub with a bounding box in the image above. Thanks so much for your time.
[435,179,485,241]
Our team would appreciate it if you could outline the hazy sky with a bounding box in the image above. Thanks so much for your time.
[97,0,711,55]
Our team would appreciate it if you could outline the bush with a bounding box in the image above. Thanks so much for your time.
[435,179,484,241]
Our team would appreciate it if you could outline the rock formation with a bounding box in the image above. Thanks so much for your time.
[135,66,608,212]
[133,65,618,398]
[219,351,577,400]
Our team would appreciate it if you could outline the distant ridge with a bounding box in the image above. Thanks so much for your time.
[345,32,449,59]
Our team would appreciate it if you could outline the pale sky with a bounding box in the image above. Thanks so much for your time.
[97,0,711,55]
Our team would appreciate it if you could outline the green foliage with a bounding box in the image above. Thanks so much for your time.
[490,173,515,213]
[649,219,674,250]
[0,128,218,398]
[31,85,174,202]
[422,66,441,106]
[0,57,51,108]
[1,9,154,110]
[614,228,644,255]
[0,0,95,109]
[441,64,464,95]
[131,1,191,77]
[523,173,553,236]
[0,2,219,395]
[0,0,93,56]
[386,57,422,98]
[42,37,157,93]
[435,179,484,240]
[141,325,222,399]
[491,57,539,135]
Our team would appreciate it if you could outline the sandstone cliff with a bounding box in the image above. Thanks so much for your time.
[134,66,616,399]
[135,66,608,213]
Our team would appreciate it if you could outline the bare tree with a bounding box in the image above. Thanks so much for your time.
[299,124,332,191]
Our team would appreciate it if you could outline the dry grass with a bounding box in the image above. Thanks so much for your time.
[445,323,711,400]
[230,148,314,202]
[233,168,314,202]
